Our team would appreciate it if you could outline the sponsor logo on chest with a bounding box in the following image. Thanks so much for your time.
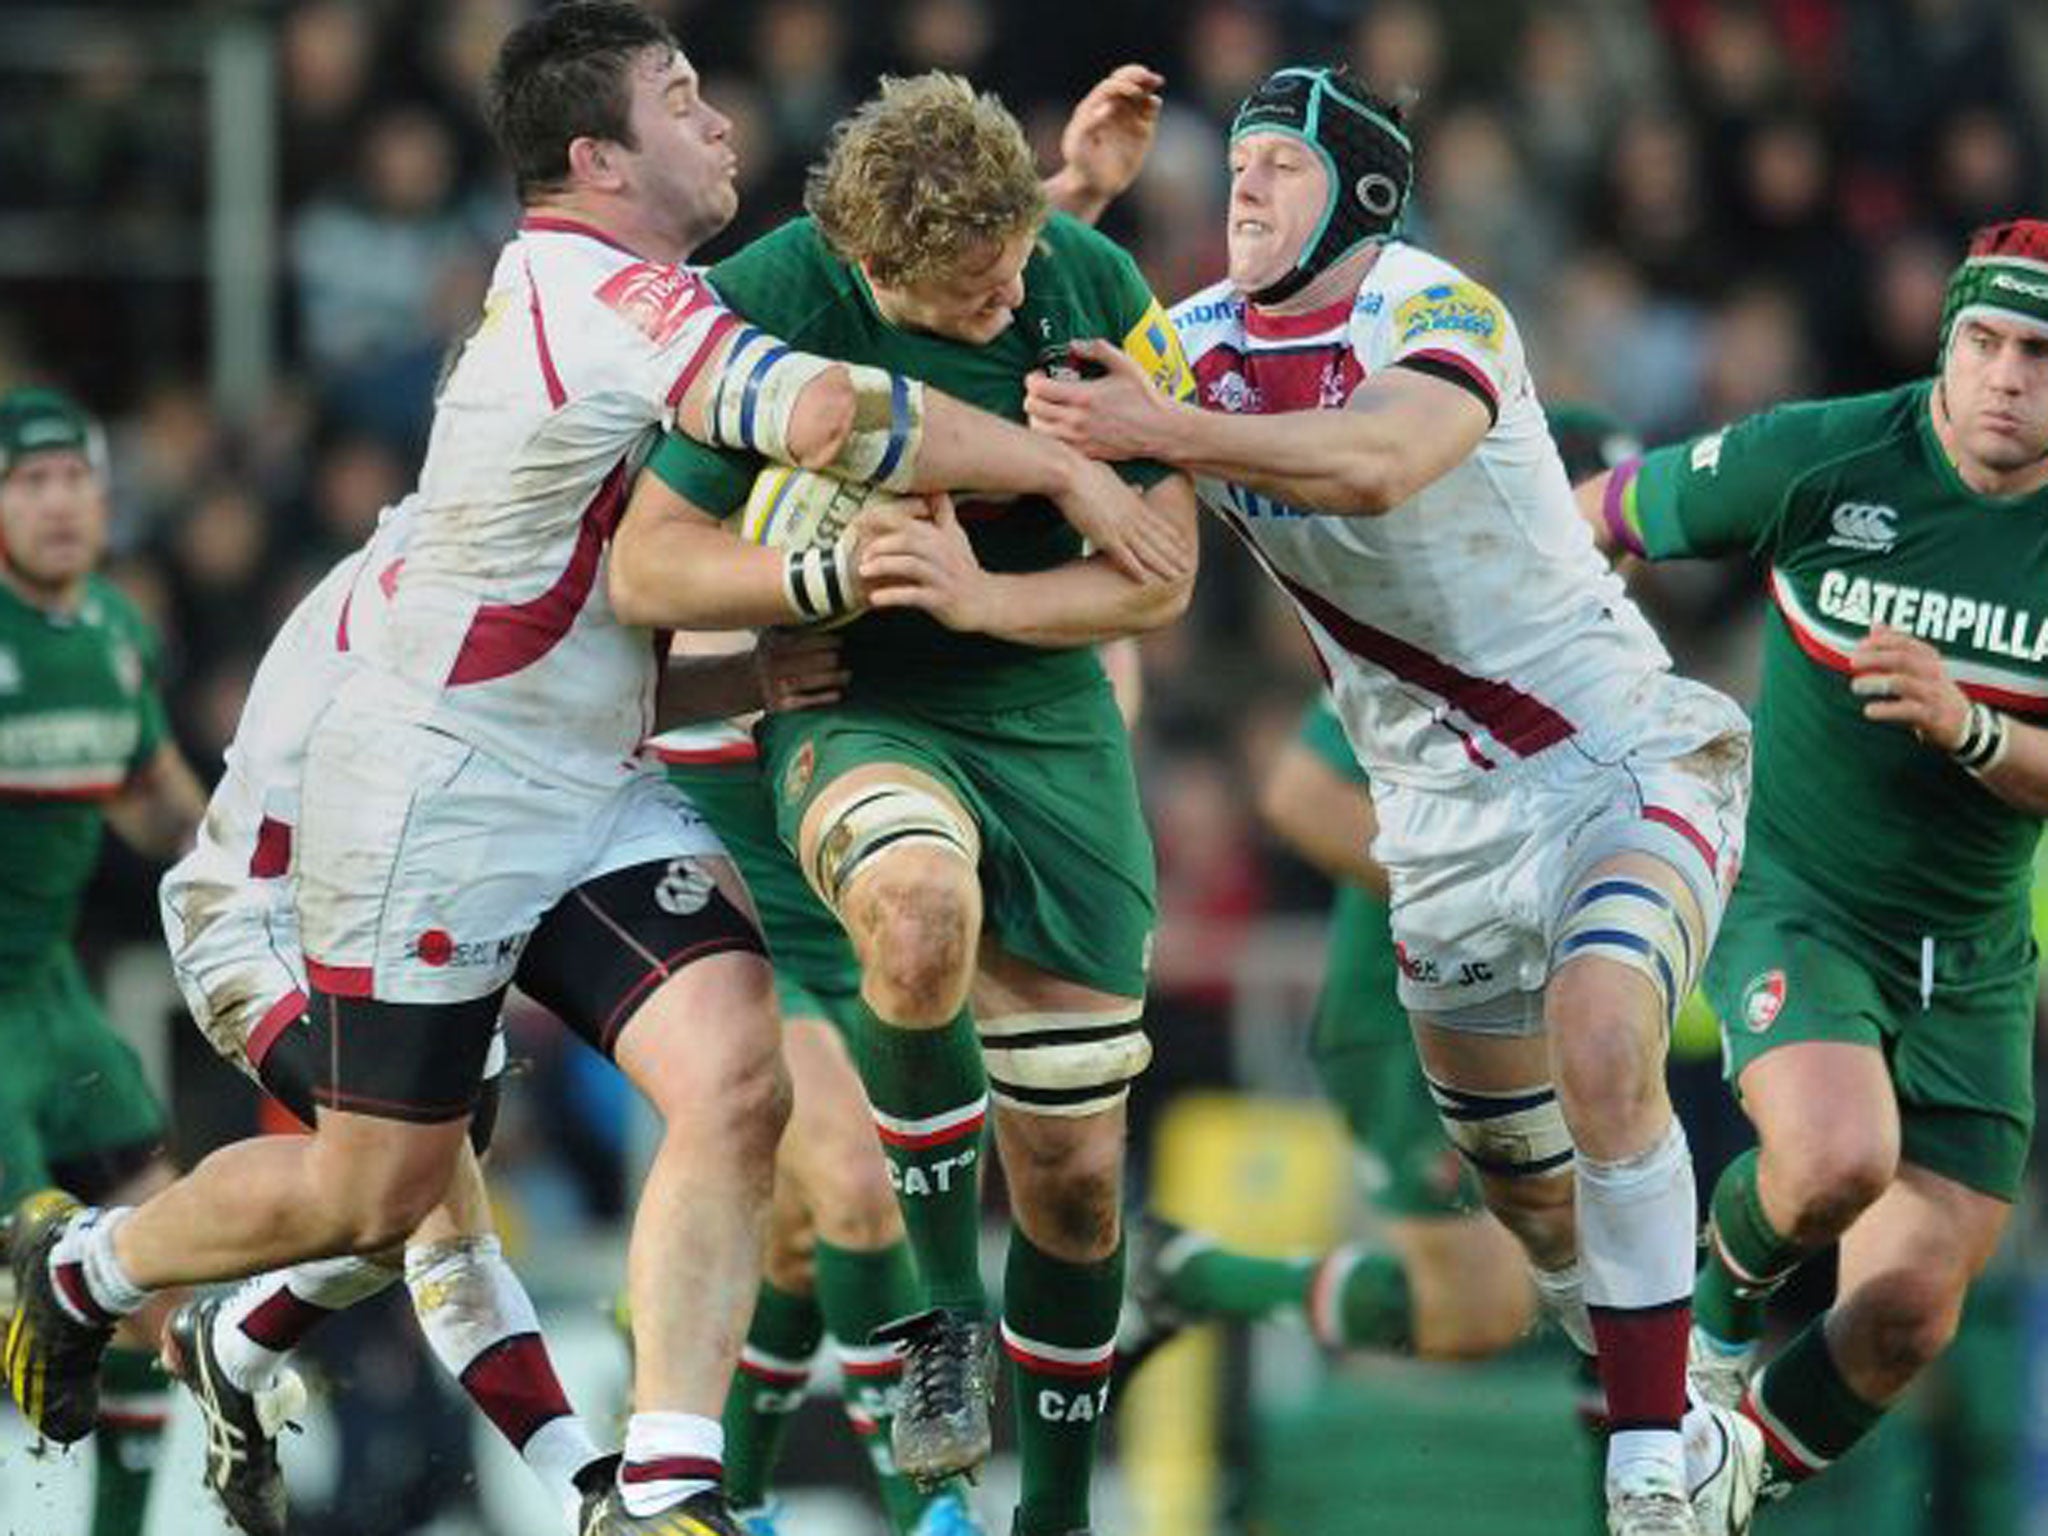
[1815,568,2048,664]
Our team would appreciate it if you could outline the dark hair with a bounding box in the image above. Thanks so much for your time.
[486,1,678,201]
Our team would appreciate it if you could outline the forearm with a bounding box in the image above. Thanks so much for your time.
[907,391,1084,501]
[978,557,1190,648]
[1153,398,1398,516]
[654,653,763,730]
[612,484,815,631]
[1044,165,1111,226]
[108,748,204,858]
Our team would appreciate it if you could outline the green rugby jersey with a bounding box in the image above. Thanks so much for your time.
[1634,380,2048,933]
[646,212,1190,712]
[0,575,168,963]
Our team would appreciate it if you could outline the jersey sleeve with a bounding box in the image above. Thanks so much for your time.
[582,262,743,419]
[644,429,757,519]
[1630,402,1832,561]
[1297,695,1368,785]
[1382,275,1516,425]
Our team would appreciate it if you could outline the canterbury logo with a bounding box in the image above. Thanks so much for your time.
[1990,271,2048,302]
[1826,502,1897,552]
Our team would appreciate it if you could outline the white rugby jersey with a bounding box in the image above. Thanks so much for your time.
[339,215,741,789]
[162,501,412,932]
[1172,243,1670,790]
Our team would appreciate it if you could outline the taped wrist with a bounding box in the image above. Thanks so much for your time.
[1950,700,2010,775]
[782,535,858,623]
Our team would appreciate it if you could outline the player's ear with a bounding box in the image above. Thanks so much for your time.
[566,135,624,192]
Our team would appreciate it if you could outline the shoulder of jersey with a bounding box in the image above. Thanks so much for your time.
[1169,278,1243,338]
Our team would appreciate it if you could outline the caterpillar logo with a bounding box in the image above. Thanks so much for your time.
[1825,501,1898,553]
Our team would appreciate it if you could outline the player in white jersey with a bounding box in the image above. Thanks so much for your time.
[0,9,1187,1536]
[1026,67,1757,1536]
[153,501,616,1536]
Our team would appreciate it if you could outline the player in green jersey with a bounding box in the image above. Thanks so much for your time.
[0,386,205,1536]
[1579,218,2048,1516]
[614,73,1198,1536]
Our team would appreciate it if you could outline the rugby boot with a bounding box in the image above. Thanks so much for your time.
[162,1296,307,1536]
[1687,1325,1759,1412]
[3,1189,115,1443]
[581,1485,751,1536]
[912,1488,987,1536]
[873,1307,997,1487]
[1109,1212,1209,1395]
[1608,1471,1699,1536]
[1688,1401,1769,1536]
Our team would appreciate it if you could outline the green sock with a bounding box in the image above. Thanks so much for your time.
[1167,1246,1316,1321]
[851,1001,989,1314]
[1316,1246,1413,1350]
[1695,1148,1803,1347]
[1167,1241,1412,1349]
[1003,1228,1121,1536]
[815,1239,932,1535]
[722,1281,824,1509]
[91,1343,169,1536]
[1747,1312,1884,1484]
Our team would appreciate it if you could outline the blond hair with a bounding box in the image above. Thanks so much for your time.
[806,72,1048,288]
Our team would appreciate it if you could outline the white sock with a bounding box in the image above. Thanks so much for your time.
[214,1256,399,1392]
[47,1206,145,1323]
[407,1237,599,1516]
[1577,1119,1695,1497]
[620,1410,723,1516]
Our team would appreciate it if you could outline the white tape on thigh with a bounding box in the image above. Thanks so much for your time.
[1551,877,1697,1026]
[978,1008,1152,1116]
[1424,1074,1575,1179]
[808,783,978,908]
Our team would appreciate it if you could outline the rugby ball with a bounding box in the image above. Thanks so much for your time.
[738,464,885,628]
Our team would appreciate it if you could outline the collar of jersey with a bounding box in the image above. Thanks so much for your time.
[1915,378,2048,511]
[518,213,646,261]
[1244,291,1355,341]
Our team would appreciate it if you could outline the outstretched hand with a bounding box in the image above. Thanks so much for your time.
[1056,65,1165,210]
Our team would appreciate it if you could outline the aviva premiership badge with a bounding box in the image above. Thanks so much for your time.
[1741,969,1787,1033]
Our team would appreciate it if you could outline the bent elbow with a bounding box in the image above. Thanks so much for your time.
[607,548,660,628]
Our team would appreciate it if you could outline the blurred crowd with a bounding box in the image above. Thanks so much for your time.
[4,0,2047,1208]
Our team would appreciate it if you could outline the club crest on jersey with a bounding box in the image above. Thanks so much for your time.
[595,262,709,347]
[782,740,817,803]
[1204,370,1259,413]
[1393,281,1503,353]
[1740,969,1787,1033]
[1826,502,1898,554]
[1690,430,1725,475]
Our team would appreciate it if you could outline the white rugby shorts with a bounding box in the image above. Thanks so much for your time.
[1374,673,1751,1030]
[295,708,727,1005]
